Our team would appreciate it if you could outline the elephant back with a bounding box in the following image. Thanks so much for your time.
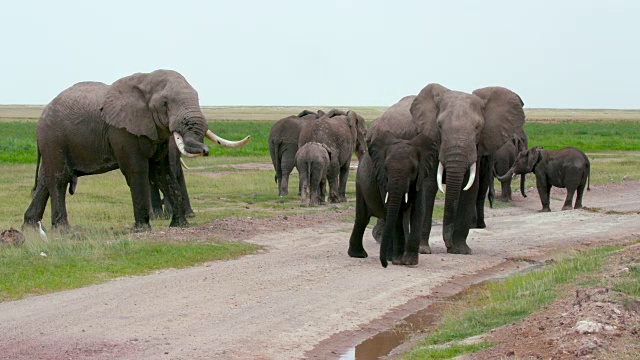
[298,115,353,166]
[366,95,419,147]
[37,82,110,143]
[269,115,317,144]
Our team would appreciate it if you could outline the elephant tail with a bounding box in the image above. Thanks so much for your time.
[587,163,591,191]
[270,140,282,183]
[31,147,41,195]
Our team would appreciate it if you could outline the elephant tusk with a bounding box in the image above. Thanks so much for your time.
[437,162,445,194]
[405,193,408,203]
[173,133,202,158]
[463,162,477,191]
[206,130,251,148]
[180,158,190,170]
[385,192,389,203]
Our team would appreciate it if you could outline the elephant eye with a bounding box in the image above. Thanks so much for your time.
[163,100,168,107]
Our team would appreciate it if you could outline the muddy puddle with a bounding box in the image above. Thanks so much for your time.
[336,259,545,360]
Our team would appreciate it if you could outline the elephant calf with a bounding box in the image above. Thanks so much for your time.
[498,146,590,212]
[296,142,333,206]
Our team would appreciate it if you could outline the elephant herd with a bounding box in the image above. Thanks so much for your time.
[21,69,591,268]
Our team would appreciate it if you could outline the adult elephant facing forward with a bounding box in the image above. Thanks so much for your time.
[298,110,367,203]
[23,69,250,232]
[411,84,525,254]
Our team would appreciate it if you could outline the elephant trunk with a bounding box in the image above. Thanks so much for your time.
[442,161,466,248]
[496,167,515,182]
[380,181,404,268]
[520,174,527,197]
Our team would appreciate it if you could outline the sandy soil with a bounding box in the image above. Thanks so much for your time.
[1,179,640,360]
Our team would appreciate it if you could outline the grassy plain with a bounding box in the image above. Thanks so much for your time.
[1,106,639,301]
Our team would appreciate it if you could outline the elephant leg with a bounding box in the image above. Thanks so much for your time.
[500,180,512,201]
[449,180,477,255]
[327,163,341,203]
[49,173,71,230]
[398,192,425,266]
[474,156,491,229]
[23,170,50,229]
[175,164,195,218]
[298,167,309,206]
[151,158,187,228]
[420,174,438,254]
[562,185,577,211]
[149,180,165,220]
[372,218,384,244]
[348,185,370,258]
[280,144,297,197]
[575,179,587,209]
[537,177,551,212]
[319,177,327,205]
[338,162,350,202]
[390,213,406,264]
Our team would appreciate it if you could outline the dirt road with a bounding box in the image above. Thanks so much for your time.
[1,181,640,359]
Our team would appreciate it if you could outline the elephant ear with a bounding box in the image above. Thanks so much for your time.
[472,86,525,156]
[409,132,439,192]
[325,109,346,118]
[297,109,316,118]
[317,109,326,118]
[527,146,542,171]
[410,83,450,143]
[102,72,158,140]
[369,131,398,190]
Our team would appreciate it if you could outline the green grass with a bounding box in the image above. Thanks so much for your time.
[402,246,618,359]
[0,233,258,301]
[4,120,640,164]
[525,122,640,151]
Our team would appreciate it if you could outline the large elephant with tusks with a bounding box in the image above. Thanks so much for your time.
[23,69,250,232]
[411,84,525,254]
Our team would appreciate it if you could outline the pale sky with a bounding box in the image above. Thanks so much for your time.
[1,0,638,108]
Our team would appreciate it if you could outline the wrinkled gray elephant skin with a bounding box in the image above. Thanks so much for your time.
[23,70,250,232]
[411,84,526,254]
[497,146,590,212]
[489,132,528,204]
[268,110,326,197]
[348,131,438,267]
[298,110,367,203]
[296,142,334,207]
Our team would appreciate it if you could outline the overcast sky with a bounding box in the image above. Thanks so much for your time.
[1,0,638,108]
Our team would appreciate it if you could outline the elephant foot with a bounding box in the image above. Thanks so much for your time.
[339,195,347,203]
[392,253,419,266]
[475,220,486,229]
[169,218,189,228]
[132,223,152,233]
[539,208,551,213]
[419,243,431,254]
[186,211,196,218]
[447,243,472,255]
[574,204,583,209]
[348,247,368,258]
[21,220,38,230]
[561,205,573,211]
[329,196,340,203]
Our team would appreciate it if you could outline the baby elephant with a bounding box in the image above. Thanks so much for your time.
[498,146,590,212]
[296,142,334,206]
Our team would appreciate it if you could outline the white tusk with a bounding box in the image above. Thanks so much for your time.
[405,193,408,203]
[173,133,201,158]
[180,158,190,170]
[463,162,477,191]
[385,192,388,203]
[437,162,445,193]
[206,130,251,148]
